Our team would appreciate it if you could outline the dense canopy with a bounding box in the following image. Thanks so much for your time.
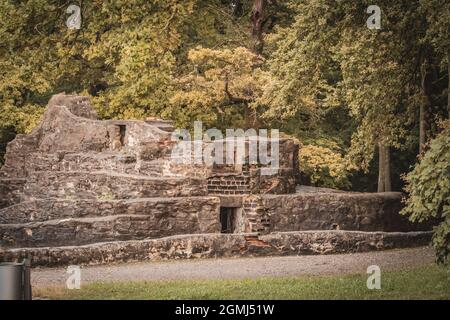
[0,0,448,262]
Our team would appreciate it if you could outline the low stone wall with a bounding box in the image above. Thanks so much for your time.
[0,197,220,248]
[0,230,432,267]
[261,192,427,232]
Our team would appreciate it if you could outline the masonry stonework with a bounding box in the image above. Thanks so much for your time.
[0,94,430,266]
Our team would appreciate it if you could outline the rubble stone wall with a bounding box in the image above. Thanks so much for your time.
[0,95,171,179]
[0,230,432,267]
[0,179,25,209]
[0,94,429,263]
[261,192,428,232]
[207,138,299,195]
[21,171,207,200]
[242,196,271,233]
[0,197,220,248]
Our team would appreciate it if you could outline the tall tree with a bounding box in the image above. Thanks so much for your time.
[420,53,433,154]
[170,47,268,129]
[251,0,266,54]
[420,0,450,118]
[0,0,254,135]
[377,145,391,192]
[260,0,445,192]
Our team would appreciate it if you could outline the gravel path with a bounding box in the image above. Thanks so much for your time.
[32,247,435,288]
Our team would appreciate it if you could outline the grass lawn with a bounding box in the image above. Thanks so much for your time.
[34,265,450,300]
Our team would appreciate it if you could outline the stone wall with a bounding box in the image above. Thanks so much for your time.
[0,197,220,248]
[0,93,429,263]
[250,168,297,194]
[0,197,220,224]
[21,171,207,200]
[206,138,299,195]
[253,139,299,194]
[0,178,25,209]
[0,230,432,267]
[242,196,271,233]
[260,192,428,232]
[207,168,297,196]
[0,94,223,250]
[0,94,171,179]
[207,174,251,195]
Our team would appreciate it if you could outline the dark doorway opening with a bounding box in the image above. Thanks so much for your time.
[220,207,237,233]
[118,125,126,146]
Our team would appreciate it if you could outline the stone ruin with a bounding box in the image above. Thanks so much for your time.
[0,94,432,266]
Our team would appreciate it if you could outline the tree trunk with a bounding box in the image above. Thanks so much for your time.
[248,0,269,125]
[251,0,266,54]
[377,144,391,192]
[448,50,450,118]
[419,103,427,154]
[378,143,385,193]
[384,146,391,192]
[420,55,432,154]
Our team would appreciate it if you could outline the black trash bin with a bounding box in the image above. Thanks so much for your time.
[0,260,32,300]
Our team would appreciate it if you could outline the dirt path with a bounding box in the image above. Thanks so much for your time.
[32,247,435,288]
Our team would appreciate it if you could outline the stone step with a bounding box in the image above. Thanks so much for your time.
[22,171,207,200]
[208,189,251,195]
[0,197,220,224]
[0,214,220,248]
